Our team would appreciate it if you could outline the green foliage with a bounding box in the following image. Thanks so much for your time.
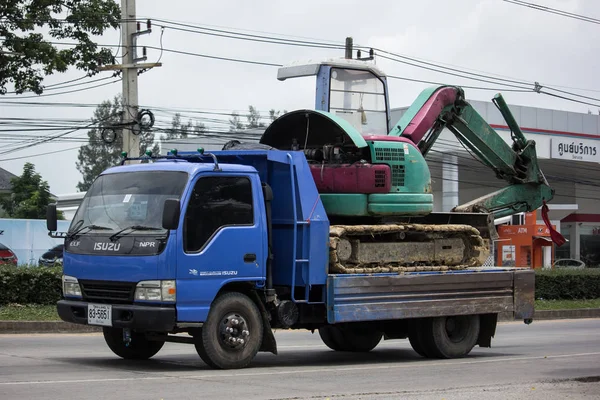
[535,298,600,310]
[0,304,59,320]
[0,0,121,95]
[535,269,600,300]
[0,162,64,219]
[75,95,160,192]
[0,266,63,305]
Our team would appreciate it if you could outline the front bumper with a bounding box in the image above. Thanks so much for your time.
[57,300,176,332]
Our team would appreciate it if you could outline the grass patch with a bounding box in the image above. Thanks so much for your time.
[0,304,59,321]
[535,298,600,310]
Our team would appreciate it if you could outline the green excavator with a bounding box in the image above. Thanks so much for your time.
[226,55,562,273]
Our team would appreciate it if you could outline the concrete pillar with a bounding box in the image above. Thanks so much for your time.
[442,153,459,212]
[571,223,581,260]
[543,246,552,269]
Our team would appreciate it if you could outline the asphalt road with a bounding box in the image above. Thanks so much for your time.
[1,319,599,400]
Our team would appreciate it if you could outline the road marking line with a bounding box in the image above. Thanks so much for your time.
[1,351,599,386]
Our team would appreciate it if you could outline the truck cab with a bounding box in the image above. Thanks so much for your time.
[52,157,271,352]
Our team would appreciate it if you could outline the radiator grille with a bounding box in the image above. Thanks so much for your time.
[79,280,136,304]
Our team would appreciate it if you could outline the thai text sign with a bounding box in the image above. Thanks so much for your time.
[551,138,599,163]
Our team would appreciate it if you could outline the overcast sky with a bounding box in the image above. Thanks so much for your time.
[1,0,599,195]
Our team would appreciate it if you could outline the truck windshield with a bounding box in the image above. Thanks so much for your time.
[329,67,388,136]
[69,171,188,235]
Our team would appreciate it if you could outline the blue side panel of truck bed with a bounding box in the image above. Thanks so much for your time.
[190,150,331,288]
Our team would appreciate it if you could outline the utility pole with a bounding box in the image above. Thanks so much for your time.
[345,37,353,59]
[98,0,161,157]
[121,0,139,157]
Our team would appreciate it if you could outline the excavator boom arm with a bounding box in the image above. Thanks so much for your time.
[391,86,554,219]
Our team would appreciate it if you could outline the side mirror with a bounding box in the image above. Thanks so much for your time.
[162,199,181,230]
[47,204,58,232]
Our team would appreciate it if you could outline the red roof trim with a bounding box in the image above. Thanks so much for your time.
[561,213,600,223]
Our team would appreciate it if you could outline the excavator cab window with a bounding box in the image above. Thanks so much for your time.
[329,67,388,136]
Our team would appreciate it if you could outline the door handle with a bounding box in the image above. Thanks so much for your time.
[244,253,257,263]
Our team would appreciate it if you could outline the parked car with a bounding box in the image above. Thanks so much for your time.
[38,244,64,267]
[0,242,18,266]
[552,258,586,269]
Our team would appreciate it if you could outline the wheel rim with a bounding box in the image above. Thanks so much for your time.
[218,313,250,351]
[445,316,470,343]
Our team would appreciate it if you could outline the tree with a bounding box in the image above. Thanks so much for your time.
[269,109,287,122]
[75,95,159,192]
[1,0,120,95]
[163,113,206,141]
[229,106,286,131]
[229,112,244,132]
[0,162,64,219]
[246,105,264,129]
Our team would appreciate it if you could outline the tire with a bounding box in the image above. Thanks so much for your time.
[318,325,346,351]
[319,324,382,352]
[195,292,263,369]
[423,315,481,359]
[408,320,428,357]
[102,327,165,360]
[339,324,382,352]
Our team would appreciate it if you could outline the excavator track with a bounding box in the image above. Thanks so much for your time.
[328,224,489,274]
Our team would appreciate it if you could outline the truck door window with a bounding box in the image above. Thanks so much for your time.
[184,176,254,253]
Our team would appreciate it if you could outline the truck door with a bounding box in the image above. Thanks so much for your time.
[175,174,266,322]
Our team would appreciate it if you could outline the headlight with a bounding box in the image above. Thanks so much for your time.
[62,275,82,298]
[135,280,176,302]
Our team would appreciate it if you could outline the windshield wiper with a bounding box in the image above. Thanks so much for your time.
[67,224,111,239]
[109,225,163,241]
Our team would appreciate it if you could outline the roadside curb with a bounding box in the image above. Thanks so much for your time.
[1,309,600,334]
[0,321,101,334]
[534,308,600,320]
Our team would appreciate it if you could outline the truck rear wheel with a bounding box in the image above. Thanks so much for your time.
[408,319,429,357]
[319,324,382,352]
[102,327,165,360]
[195,292,263,369]
[423,315,480,359]
[318,325,346,351]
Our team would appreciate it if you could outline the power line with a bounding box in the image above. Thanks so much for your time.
[502,0,600,25]
[0,146,82,162]
[32,39,600,108]
[152,18,345,50]
[1,79,121,99]
[386,75,533,93]
[143,45,282,67]
[151,16,600,98]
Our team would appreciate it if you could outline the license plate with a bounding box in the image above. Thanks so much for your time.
[88,303,112,327]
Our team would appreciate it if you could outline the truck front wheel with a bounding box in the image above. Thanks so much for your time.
[102,327,165,360]
[195,292,263,369]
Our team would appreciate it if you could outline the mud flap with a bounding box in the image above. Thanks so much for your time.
[249,291,278,355]
[476,313,498,348]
